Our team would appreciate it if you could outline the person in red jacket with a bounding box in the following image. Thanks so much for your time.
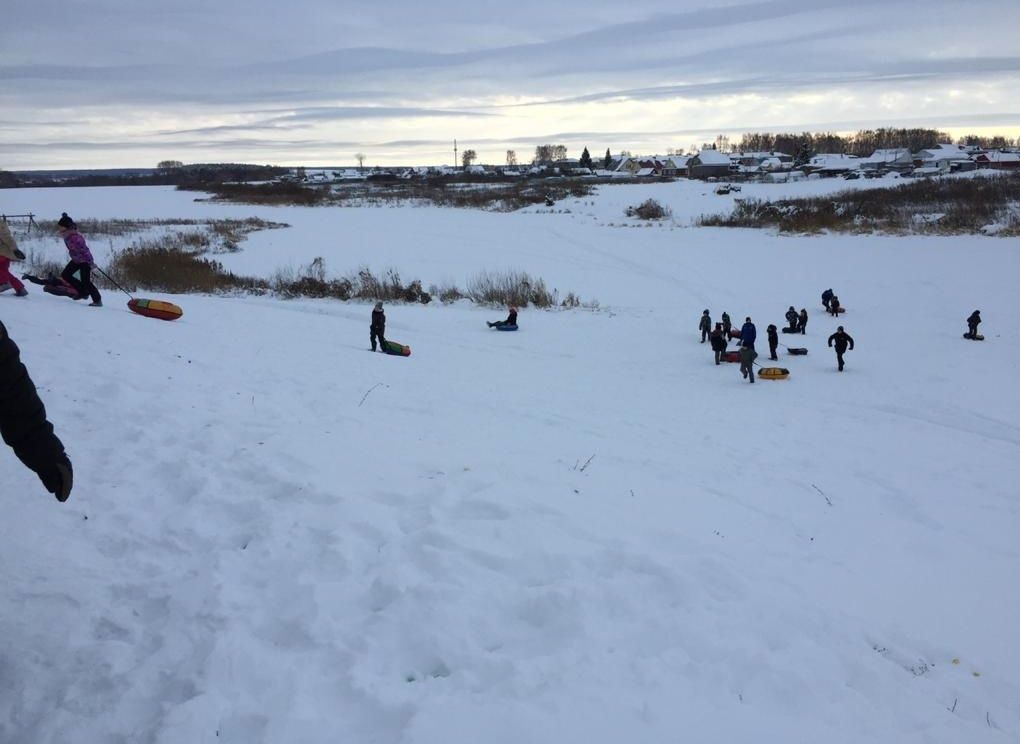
[0,221,29,297]
[0,321,73,501]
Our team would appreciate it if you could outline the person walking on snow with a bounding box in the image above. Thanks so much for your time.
[370,302,386,352]
[56,213,102,307]
[798,308,808,335]
[488,306,518,328]
[739,317,757,383]
[709,322,727,365]
[0,321,73,501]
[827,326,855,371]
[0,222,28,297]
[721,312,732,337]
[767,324,779,360]
[699,309,712,343]
[966,310,981,339]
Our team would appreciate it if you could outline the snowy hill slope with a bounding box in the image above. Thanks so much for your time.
[1,183,1018,743]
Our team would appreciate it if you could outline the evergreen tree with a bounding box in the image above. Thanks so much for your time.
[579,147,593,169]
[604,148,612,169]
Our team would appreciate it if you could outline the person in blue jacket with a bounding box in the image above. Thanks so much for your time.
[738,316,757,383]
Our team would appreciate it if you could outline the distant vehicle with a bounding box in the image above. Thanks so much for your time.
[714,184,740,194]
[843,171,860,180]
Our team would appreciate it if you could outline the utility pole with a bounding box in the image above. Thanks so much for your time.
[454,139,458,169]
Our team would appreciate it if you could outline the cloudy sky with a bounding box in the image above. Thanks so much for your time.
[2,0,1019,169]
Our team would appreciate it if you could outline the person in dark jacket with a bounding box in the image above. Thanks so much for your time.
[370,301,386,352]
[488,306,518,328]
[828,295,841,317]
[699,309,712,342]
[56,213,102,307]
[827,326,854,371]
[0,321,73,501]
[721,312,731,337]
[966,310,981,338]
[784,306,799,332]
[21,273,81,299]
[739,317,757,383]
[767,324,779,360]
[709,322,727,365]
[821,288,834,311]
[798,308,808,335]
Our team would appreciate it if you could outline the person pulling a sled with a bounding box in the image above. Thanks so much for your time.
[738,317,757,384]
[767,324,779,360]
[827,326,855,371]
[709,322,728,365]
[56,213,102,307]
[488,306,518,329]
[370,302,386,352]
[0,321,73,501]
[966,310,981,339]
[821,288,834,311]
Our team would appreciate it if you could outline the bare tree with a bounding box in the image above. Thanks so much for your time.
[533,144,567,164]
[506,150,517,167]
[461,149,477,169]
[355,153,366,170]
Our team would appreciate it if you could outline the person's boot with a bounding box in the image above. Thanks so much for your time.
[15,288,28,297]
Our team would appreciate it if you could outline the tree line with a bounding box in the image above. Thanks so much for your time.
[735,128,1019,157]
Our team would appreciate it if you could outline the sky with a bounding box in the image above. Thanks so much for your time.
[2,0,1019,170]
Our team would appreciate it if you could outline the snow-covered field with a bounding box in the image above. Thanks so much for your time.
[2,180,1018,743]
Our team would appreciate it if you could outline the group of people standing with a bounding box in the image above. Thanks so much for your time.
[0,213,102,306]
[700,291,855,383]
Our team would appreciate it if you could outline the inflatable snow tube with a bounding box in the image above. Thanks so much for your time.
[757,367,790,380]
[128,298,183,321]
[787,348,808,355]
[719,350,740,363]
[382,339,412,356]
[781,327,800,334]
[495,324,519,331]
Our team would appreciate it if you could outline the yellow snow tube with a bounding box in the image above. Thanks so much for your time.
[757,367,790,380]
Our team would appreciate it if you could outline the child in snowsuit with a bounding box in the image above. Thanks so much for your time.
[488,307,518,328]
[721,312,731,337]
[0,222,28,297]
[828,295,841,317]
[798,309,808,335]
[21,273,81,299]
[56,213,102,306]
[784,306,799,333]
[370,302,386,352]
[821,288,834,311]
[827,326,854,371]
[0,321,73,501]
[709,323,727,365]
[739,317,757,383]
[767,324,779,360]
[699,310,712,342]
[966,310,981,338]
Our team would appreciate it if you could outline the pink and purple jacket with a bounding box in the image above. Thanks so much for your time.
[63,230,94,265]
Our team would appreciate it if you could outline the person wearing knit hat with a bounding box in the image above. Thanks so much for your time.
[56,213,102,307]
[370,301,386,352]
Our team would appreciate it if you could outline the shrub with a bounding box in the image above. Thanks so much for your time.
[466,270,556,308]
[627,199,671,220]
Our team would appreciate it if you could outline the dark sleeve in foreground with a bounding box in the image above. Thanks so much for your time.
[0,322,69,481]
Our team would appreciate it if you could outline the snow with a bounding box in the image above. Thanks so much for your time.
[2,180,1019,743]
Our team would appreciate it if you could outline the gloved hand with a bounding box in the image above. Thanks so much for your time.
[38,456,73,502]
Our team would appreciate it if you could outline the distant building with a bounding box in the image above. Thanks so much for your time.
[688,149,734,179]
[913,144,973,172]
[974,150,1020,170]
[860,148,914,172]
[805,153,862,176]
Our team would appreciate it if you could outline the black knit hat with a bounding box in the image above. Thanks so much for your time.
[57,212,76,229]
